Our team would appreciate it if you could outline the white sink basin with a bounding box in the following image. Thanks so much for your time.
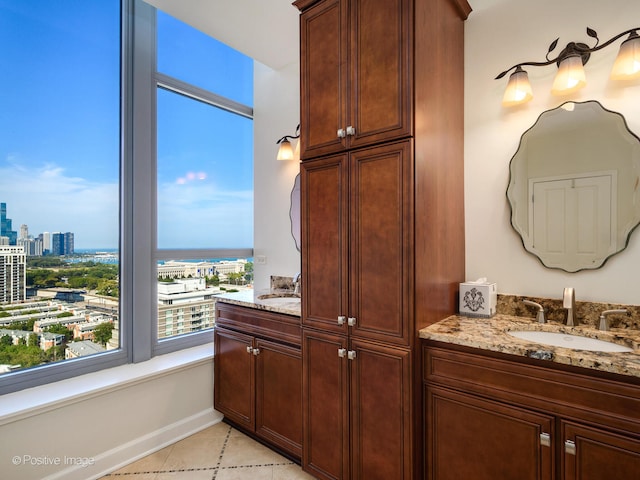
[508,330,633,353]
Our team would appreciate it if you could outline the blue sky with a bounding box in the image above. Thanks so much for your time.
[0,1,253,250]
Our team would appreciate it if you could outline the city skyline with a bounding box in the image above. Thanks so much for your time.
[0,2,253,250]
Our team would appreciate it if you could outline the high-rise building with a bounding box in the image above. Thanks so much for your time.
[0,203,18,245]
[0,245,26,303]
[51,232,74,256]
[19,224,28,240]
[64,232,74,255]
[40,232,51,254]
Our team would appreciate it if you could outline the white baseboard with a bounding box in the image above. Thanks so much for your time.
[43,407,224,480]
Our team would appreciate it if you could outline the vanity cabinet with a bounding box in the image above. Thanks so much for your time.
[296,0,412,160]
[214,303,302,459]
[423,342,640,480]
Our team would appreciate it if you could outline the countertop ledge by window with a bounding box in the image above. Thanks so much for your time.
[0,343,214,427]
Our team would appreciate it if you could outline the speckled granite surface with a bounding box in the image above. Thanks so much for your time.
[215,289,301,317]
[497,294,640,329]
[420,313,640,378]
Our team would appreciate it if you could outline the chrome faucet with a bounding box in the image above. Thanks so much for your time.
[292,272,301,295]
[523,300,546,323]
[598,309,629,331]
[563,288,576,326]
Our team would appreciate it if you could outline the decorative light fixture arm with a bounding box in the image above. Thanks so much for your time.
[276,124,301,146]
[496,28,639,80]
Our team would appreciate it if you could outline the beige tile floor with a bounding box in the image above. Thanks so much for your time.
[102,422,316,479]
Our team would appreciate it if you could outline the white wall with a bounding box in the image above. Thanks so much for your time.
[465,0,640,304]
[0,346,220,480]
[253,61,302,291]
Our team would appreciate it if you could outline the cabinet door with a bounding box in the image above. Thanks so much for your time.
[302,329,349,480]
[214,328,254,430]
[255,338,303,459]
[347,0,412,150]
[299,0,348,158]
[350,339,412,480]
[298,0,411,159]
[426,385,554,480]
[301,155,349,334]
[562,421,640,480]
[350,141,412,346]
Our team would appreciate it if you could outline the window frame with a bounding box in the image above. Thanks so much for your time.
[0,0,254,394]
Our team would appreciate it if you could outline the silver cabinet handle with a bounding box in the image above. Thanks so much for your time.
[338,315,346,326]
[347,350,356,360]
[337,128,346,138]
[252,348,260,356]
[346,125,356,136]
[347,317,356,327]
[338,348,347,358]
[540,433,551,447]
[246,346,253,354]
[565,440,576,455]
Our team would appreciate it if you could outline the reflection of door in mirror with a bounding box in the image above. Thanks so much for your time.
[529,172,617,269]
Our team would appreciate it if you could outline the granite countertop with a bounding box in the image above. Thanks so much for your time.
[420,314,640,378]
[215,289,301,317]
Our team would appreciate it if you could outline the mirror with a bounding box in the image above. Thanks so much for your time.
[290,173,301,252]
[507,101,640,272]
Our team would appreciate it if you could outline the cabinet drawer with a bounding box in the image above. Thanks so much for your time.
[423,343,640,437]
[216,302,301,347]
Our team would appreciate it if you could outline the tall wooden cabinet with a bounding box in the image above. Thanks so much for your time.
[294,0,471,478]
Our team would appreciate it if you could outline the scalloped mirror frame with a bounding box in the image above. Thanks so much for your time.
[506,100,640,272]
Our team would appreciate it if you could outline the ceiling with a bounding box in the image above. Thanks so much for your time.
[144,0,300,70]
[143,0,490,70]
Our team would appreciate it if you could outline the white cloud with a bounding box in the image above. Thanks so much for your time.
[157,180,253,248]
[0,160,118,249]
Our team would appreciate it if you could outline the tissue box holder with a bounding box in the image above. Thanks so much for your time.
[459,282,497,318]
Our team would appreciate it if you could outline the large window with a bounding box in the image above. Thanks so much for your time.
[154,11,253,343]
[0,0,254,393]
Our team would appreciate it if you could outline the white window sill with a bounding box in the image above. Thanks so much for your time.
[0,343,214,427]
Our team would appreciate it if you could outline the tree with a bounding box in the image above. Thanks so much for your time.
[93,322,114,346]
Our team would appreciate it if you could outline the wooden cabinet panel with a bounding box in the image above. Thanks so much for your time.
[298,0,411,159]
[562,421,640,480]
[426,385,554,480]
[303,331,413,480]
[301,154,349,334]
[255,338,303,458]
[350,339,412,480]
[350,142,412,345]
[301,142,412,345]
[347,0,411,150]
[302,329,350,480]
[299,0,347,158]
[214,327,254,430]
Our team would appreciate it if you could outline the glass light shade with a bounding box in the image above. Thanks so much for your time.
[551,55,586,95]
[277,139,294,161]
[502,67,533,106]
[610,34,640,80]
[293,138,300,162]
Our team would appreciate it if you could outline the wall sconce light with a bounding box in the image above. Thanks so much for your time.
[276,124,300,161]
[497,27,640,107]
